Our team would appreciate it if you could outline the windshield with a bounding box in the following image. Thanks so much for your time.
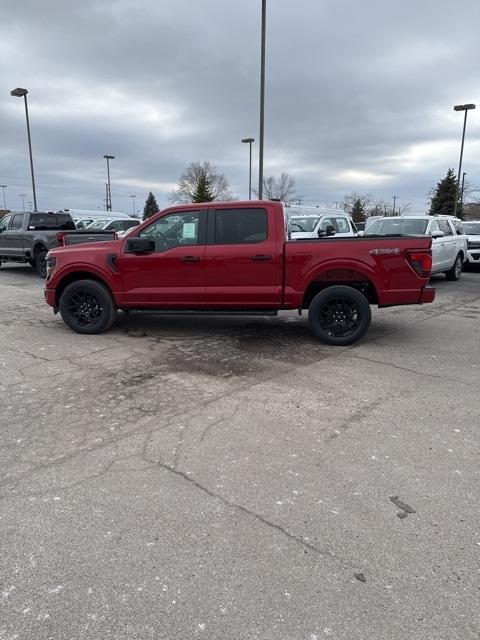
[366,218,428,236]
[289,217,319,232]
[86,219,110,229]
[463,222,480,235]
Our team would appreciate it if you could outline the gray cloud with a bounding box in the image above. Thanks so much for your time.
[1,0,480,214]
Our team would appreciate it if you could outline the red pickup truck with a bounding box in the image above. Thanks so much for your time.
[44,201,435,345]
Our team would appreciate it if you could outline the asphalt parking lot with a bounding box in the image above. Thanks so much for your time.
[1,264,479,640]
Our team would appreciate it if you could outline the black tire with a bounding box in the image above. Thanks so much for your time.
[35,249,48,278]
[59,279,116,334]
[445,254,463,281]
[308,285,372,346]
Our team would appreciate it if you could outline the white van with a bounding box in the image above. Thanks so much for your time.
[62,209,132,229]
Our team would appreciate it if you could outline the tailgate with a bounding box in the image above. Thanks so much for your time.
[61,231,117,246]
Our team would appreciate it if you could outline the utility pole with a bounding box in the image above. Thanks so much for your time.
[258,0,267,200]
[392,195,397,216]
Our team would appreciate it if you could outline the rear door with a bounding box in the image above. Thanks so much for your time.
[119,209,207,306]
[203,205,282,306]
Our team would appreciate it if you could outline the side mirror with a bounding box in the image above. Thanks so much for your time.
[125,237,155,254]
[431,230,445,239]
[357,230,364,237]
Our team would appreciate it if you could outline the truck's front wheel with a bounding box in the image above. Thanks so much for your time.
[308,285,371,346]
[35,249,48,278]
[59,279,117,334]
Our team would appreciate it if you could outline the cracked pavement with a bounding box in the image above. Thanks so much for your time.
[1,264,479,639]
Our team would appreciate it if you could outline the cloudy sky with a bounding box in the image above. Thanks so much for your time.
[1,0,480,214]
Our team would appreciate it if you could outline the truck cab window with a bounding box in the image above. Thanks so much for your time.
[0,215,12,231]
[215,208,267,244]
[11,214,24,230]
[140,211,201,252]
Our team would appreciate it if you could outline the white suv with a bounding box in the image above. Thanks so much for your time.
[462,221,480,265]
[365,215,467,280]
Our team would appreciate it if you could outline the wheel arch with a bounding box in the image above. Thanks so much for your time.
[55,271,114,307]
[302,269,378,309]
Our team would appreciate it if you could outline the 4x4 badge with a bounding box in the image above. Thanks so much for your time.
[369,248,401,255]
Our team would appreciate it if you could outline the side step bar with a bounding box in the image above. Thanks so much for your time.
[122,308,279,317]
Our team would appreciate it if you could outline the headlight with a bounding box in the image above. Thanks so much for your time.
[467,240,480,249]
[45,255,56,279]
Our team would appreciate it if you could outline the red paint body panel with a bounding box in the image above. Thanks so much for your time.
[45,201,435,311]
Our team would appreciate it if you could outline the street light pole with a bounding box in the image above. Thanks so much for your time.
[19,194,26,211]
[453,103,476,217]
[10,88,37,212]
[241,138,255,199]
[0,185,6,211]
[258,0,266,200]
[460,171,467,213]
[392,195,397,216]
[130,194,136,216]
[103,155,115,212]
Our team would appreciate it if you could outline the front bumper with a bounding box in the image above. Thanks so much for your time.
[467,249,480,264]
[44,288,56,308]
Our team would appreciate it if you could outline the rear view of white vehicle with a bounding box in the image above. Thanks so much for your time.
[365,215,467,280]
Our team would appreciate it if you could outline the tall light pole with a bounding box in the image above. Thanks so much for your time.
[103,155,115,211]
[453,103,476,217]
[10,88,37,212]
[129,194,136,216]
[258,0,267,200]
[460,171,467,213]
[392,194,397,216]
[241,138,255,199]
[0,185,6,211]
[19,194,26,211]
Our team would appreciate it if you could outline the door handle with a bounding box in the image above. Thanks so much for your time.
[251,254,272,261]
[181,255,200,263]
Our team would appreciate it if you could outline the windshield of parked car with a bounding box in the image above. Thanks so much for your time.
[86,219,110,229]
[289,217,319,232]
[365,218,428,236]
[463,222,480,235]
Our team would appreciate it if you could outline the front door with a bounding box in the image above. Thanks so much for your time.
[203,206,282,306]
[119,210,207,306]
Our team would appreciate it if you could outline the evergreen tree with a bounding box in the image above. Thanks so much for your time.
[191,169,214,202]
[351,198,366,223]
[429,169,462,218]
[143,192,159,220]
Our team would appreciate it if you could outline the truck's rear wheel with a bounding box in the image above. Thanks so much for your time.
[35,249,48,278]
[59,279,117,334]
[308,285,371,346]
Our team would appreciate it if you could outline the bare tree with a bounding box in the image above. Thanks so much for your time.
[169,161,234,204]
[342,193,373,217]
[254,173,300,204]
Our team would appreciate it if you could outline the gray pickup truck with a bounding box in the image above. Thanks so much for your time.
[0,211,116,277]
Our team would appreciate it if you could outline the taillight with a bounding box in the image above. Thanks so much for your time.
[408,252,432,277]
[56,231,66,245]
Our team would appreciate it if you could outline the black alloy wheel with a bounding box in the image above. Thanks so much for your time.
[308,285,372,346]
[59,279,116,334]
